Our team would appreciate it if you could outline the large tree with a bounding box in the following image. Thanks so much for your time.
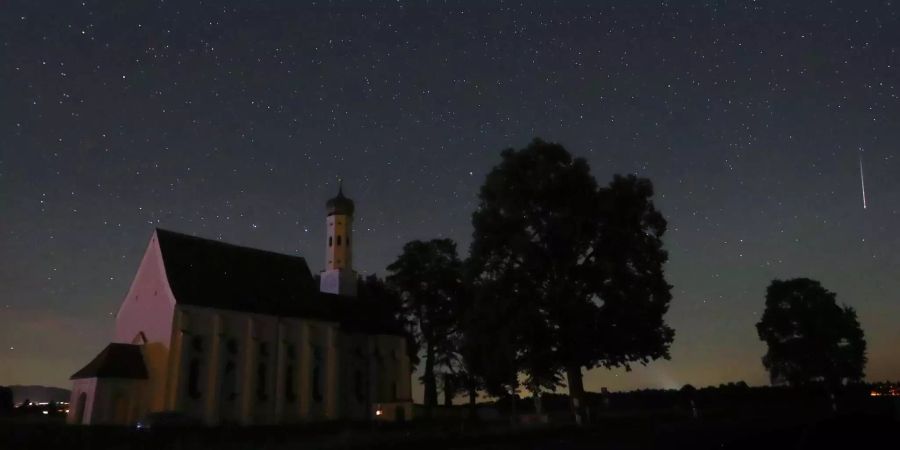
[386,239,464,415]
[469,138,674,422]
[463,264,558,417]
[756,278,867,389]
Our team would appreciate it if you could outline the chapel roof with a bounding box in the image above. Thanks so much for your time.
[70,343,148,380]
[154,229,402,335]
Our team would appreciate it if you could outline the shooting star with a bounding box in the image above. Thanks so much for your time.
[859,154,867,209]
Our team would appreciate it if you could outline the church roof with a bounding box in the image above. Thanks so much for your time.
[154,229,403,335]
[70,343,148,380]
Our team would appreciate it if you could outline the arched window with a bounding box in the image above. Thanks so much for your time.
[188,358,202,399]
[354,370,365,403]
[336,235,342,246]
[256,342,269,402]
[312,346,324,403]
[285,343,297,403]
[256,362,267,402]
[222,338,238,402]
[191,336,204,352]
[222,361,237,402]
[328,236,333,247]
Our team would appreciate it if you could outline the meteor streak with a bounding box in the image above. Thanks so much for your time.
[859,155,867,209]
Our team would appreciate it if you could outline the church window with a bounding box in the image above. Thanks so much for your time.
[336,235,342,246]
[256,362,268,402]
[191,336,204,352]
[188,358,202,400]
[256,342,269,402]
[354,370,365,403]
[221,337,239,402]
[285,343,297,403]
[222,361,237,402]
[312,346,324,403]
[285,364,296,403]
[328,236,332,247]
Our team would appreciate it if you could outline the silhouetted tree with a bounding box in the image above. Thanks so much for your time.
[439,274,486,413]
[0,386,12,416]
[386,239,464,415]
[756,278,867,390]
[463,267,554,420]
[469,138,674,422]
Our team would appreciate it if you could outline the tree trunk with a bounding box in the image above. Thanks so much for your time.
[423,344,438,417]
[443,373,454,407]
[468,385,477,420]
[509,387,518,425]
[566,365,585,425]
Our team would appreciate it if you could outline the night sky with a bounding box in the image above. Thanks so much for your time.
[2,1,899,398]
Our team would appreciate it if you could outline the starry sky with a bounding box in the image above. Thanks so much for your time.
[1,1,899,397]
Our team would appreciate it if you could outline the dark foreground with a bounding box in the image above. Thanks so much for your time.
[2,412,898,450]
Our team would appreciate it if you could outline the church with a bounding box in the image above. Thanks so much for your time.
[67,186,413,425]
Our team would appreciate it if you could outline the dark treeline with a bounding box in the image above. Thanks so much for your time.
[475,382,898,423]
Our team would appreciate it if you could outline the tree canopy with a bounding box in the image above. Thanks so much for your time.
[756,278,867,388]
[386,239,464,413]
[467,138,674,420]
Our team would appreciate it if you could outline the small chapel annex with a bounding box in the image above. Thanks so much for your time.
[67,186,413,425]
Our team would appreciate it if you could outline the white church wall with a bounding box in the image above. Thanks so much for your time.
[68,378,97,425]
[339,333,368,420]
[114,232,176,414]
[167,305,343,425]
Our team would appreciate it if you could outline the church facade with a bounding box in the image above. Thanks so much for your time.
[67,187,413,425]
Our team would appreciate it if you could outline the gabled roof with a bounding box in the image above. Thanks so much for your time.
[155,228,319,315]
[154,229,403,335]
[70,343,148,380]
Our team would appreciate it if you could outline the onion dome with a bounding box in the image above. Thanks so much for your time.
[326,180,355,216]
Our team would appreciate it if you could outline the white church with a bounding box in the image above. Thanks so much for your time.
[67,186,413,425]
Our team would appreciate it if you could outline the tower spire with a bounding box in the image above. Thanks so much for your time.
[320,181,357,297]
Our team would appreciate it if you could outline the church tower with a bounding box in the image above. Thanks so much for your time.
[319,181,358,297]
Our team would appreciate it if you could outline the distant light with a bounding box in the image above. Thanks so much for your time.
[375,409,383,416]
[870,390,881,397]
[42,411,48,415]
[65,409,70,413]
